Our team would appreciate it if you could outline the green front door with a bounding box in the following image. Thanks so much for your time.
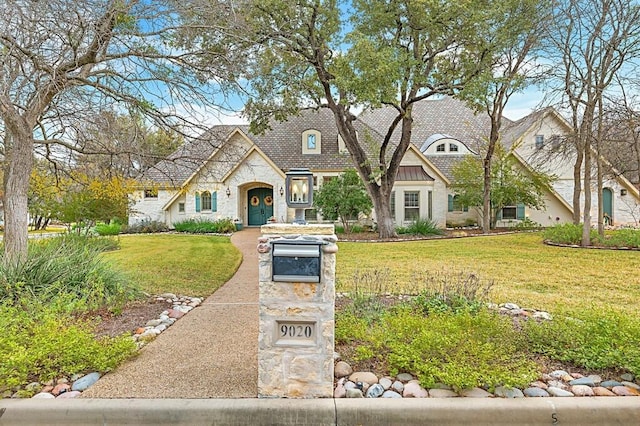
[248,188,274,226]
[603,187,613,224]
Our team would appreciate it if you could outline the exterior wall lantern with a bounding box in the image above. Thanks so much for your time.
[621,188,628,196]
[226,187,231,197]
[285,168,313,224]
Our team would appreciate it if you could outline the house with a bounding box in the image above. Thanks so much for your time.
[129,97,640,228]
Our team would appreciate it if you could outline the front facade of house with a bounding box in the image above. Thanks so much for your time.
[130,98,640,229]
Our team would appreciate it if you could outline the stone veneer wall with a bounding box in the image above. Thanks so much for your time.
[257,224,337,398]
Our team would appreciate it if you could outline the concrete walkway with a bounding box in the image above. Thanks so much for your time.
[81,228,261,398]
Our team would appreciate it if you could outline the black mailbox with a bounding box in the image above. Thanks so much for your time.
[272,240,322,283]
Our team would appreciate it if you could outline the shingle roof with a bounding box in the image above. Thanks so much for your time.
[501,107,553,150]
[424,154,470,182]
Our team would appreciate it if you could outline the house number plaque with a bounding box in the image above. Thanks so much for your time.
[275,320,316,346]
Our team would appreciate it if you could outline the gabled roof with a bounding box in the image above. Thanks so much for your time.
[501,107,571,151]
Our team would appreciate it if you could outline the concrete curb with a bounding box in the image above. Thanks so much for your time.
[1,397,639,425]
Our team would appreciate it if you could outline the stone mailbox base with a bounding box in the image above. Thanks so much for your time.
[257,224,337,398]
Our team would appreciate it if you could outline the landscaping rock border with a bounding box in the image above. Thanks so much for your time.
[5,294,201,400]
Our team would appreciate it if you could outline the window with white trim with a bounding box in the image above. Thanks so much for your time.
[178,202,185,213]
[436,143,445,152]
[449,143,458,152]
[302,129,321,154]
[404,191,420,221]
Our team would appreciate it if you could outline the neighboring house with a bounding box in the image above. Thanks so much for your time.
[129,97,640,228]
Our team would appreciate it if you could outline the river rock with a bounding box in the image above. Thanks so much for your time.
[56,390,82,399]
[524,387,549,397]
[601,380,623,388]
[593,387,616,396]
[494,386,524,398]
[620,373,635,382]
[31,392,55,399]
[71,372,101,392]
[587,375,602,385]
[569,377,595,387]
[529,381,548,389]
[550,370,570,379]
[460,388,493,398]
[621,381,640,391]
[334,382,346,398]
[396,373,414,382]
[391,380,404,393]
[366,384,385,398]
[571,385,594,396]
[612,386,640,396]
[429,389,458,398]
[349,372,378,385]
[503,303,520,310]
[334,361,353,378]
[346,388,363,398]
[403,381,428,398]
[52,383,70,396]
[382,390,403,398]
[547,387,574,397]
[378,377,392,390]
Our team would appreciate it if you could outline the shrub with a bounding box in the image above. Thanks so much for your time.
[0,301,136,393]
[515,218,542,230]
[402,217,443,236]
[543,223,587,245]
[94,222,123,236]
[524,309,640,376]
[173,218,235,234]
[123,220,169,234]
[599,229,640,249]
[0,235,139,311]
[338,305,538,390]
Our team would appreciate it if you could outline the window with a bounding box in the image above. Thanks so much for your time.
[404,191,420,221]
[449,143,458,152]
[144,188,158,199]
[500,204,525,220]
[178,202,185,213]
[436,143,446,152]
[201,191,212,211]
[535,135,544,149]
[305,208,317,222]
[307,134,316,149]
[322,176,334,185]
[195,191,217,212]
[302,129,321,154]
[390,191,396,220]
[448,194,468,212]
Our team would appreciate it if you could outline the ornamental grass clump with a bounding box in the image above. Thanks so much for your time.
[173,217,235,233]
[410,269,493,314]
[397,217,443,236]
[0,234,139,311]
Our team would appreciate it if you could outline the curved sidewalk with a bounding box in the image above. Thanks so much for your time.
[81,228,261,398]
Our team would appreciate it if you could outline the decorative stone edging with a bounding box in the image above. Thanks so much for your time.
[333,364,640,399]
[543,240,640,251]
[5,294,201,400]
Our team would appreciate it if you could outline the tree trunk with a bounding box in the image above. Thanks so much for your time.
[581,143,592,247]
[3,130,34,265]
[371,191,396,239]
[572,148,583,224]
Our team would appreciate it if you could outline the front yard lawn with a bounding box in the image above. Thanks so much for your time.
[103,234,242,297]
[337,232,640,315]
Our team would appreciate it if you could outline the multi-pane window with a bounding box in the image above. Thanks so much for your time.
[404,191,419,221]
[502,206,517,219]
[535,135,544,149]
[195,191,217,212]
[178,202,185,213]
[436,143,445,152]
[449,143,458,152]
[201,191,212,211]
[390,191,396,220]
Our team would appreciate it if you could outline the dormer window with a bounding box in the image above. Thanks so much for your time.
[307,134,316,149]
[449,143,458,152]
[302,129,321,154]
[436,143,445,152]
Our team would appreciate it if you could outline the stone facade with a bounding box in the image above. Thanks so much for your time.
[257,224,337,398]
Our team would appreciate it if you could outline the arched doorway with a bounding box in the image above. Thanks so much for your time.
[603,187,613,225]
[248,187,274,226]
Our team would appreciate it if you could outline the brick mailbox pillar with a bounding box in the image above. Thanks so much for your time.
[257,223,337,398]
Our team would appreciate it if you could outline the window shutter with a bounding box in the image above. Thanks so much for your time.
[516,203,525,220]
[195,192,201,212]
[212,191,217,212]
[448,195,454,212]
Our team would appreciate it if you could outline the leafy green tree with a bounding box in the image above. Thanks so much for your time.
[314,169,373,233]
[452,147,554,228]
[227,0,535,239]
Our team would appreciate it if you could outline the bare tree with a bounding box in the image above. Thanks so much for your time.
[0,0,242,263]
[542,0,640,245]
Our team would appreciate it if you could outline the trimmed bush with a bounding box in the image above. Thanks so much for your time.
[543,223,586,245]
[123,220,169,234]
[173,217,235,234]
[94,222,122,236]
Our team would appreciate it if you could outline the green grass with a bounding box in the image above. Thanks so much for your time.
[337,232,640,315]
[103,234,242,296]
